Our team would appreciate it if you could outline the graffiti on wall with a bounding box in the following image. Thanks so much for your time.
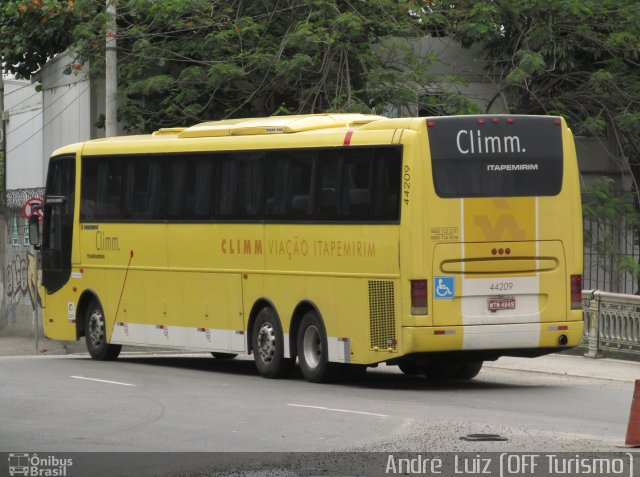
[2,190,46,332]
[6,251,40,310]
[6,188,45,208]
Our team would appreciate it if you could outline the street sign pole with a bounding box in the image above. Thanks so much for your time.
[33,248,40,355]
[24,198,44,356]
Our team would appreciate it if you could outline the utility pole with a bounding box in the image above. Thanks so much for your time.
[0,56,5,203]
[105,0,118,137]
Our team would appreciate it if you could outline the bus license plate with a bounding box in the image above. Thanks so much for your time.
[488,296,516,311]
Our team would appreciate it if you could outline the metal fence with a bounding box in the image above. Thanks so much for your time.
[582,289,640,358]
[583,215,640,295]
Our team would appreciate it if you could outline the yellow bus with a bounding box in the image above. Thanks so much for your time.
[32,113,583,382]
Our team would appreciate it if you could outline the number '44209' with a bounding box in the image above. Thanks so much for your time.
[403,165,411,205]
[490,282,513,292]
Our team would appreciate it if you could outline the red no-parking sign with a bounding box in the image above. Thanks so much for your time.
[22,197,45,222]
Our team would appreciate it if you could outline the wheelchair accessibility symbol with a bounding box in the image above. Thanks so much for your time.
[434,276,455,299]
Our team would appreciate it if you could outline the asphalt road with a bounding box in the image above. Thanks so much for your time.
[0,352,636,476]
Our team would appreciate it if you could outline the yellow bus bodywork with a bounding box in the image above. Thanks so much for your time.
[42,114,583,366]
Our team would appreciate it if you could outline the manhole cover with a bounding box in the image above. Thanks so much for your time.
[460,433,509,442]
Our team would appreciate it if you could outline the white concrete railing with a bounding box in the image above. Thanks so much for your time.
[582,289,640,358]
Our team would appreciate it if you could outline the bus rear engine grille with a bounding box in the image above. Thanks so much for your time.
[368,280,397,351]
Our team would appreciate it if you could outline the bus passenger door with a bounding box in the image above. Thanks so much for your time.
[42,156,76,294]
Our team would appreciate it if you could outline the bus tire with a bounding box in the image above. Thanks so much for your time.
[457,361,483,379]
[211,352,238,360]
[297,311,341,383]
[251,307,293,379]
[85,300,121,361]
[422,361,483,380]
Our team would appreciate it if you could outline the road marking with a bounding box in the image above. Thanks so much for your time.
[70,376,136,387]
[287,403,387,417]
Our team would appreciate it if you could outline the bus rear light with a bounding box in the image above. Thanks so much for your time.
[553,118,562,126]
[477,118,485,125]
[570,274,582,309]
[492,117,500,124]
[492,247,511,255]
[411,280,427,315]
[506,117,514,124]
[426,121,436,128]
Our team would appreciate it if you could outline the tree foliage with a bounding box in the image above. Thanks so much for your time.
[0,0,92,78]
[3,0,639,152]
[1,0,469,132]
[423,0,640,183]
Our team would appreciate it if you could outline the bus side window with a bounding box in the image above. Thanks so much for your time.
[193,159,213,218]
[237,153,264,218]
[317,149,372,221]
[316,153,341,219]
[216,156,238,217]
[168,159,186,218]
[168,157,213,220]
[264,154,290,217]
[81,159,98,221]
[97,159,126,219]
[343,150,372,220]
[286,152,314,219]
[124,158,165,220]
[372,148,401,220]
[265,150,315,220]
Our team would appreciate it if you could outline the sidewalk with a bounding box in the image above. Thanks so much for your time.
[484,353,639,383]
[0,335,85,356]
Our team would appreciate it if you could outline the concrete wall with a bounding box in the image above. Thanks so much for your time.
[41,53,104,161]
[0,191,42,337]
[0,53,112,337]
[5,79,44,189]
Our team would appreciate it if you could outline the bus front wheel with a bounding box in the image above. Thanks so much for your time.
[251,307,293,379]
[297,311,341,383]
[422,361,483,380]
[85,300,121,361]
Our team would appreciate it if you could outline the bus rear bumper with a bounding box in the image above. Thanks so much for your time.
[402,321,584,357]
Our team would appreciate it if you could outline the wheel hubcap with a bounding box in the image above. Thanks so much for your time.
[88,310,105,348]
[257,322,276,363]
[302,325,322,369]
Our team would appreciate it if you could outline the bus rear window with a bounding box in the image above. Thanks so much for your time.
[428,116,563,198]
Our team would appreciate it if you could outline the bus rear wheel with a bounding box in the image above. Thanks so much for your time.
[251,307,293,379]
[422,361,483,380]
[85,300,121,361]
[297,311,341,383]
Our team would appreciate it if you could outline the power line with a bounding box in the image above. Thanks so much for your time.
[6,80,84,137]
[4,58,83,98]
[4,88,41,111]
[7,83,91,155]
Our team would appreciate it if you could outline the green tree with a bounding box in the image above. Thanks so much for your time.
[0,0,92,78]
[1,0,473,132]
[424,0,640,185]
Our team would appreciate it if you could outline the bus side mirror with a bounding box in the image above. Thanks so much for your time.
[29,209,41,249]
